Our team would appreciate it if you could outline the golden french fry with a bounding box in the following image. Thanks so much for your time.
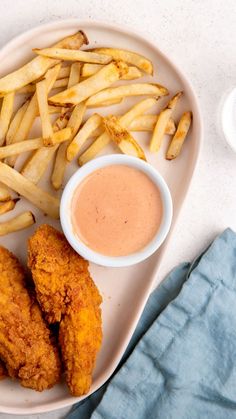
[51,103,86,189]
[0,184,11,202]
[91,115,176,137]
[86,83,168,107]
[61,63,81,114]
[150,92,183,152]
[78,97,157,165]
[51,142,68,190]
[166,111,192,160]
[0,128,71,158]
[87,98,123,108]
[67,113,102,161]
[82,63,142,80]
[53,78,69,89]
[0,92,15,145]
[58,66,71,79]
[36,78,54,144]
[0,162,59,218]
[21,111,70,184]
[7,64,61,167]
[91,47,153,75]
[0,199,18,215]
[68,62,81,88]
[128,115,176,134]
[17,85,36,94]
[48,105,63,114]
[0,211,35,235]
[34,48,112,64]
[103,115,146,160]
[0,31,87,94]
[5,100,29,146]
[49,61,129,106]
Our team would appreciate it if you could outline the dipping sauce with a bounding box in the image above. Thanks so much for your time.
[71,165,163,256]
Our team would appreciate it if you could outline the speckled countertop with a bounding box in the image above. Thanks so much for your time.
[0,0,235,417]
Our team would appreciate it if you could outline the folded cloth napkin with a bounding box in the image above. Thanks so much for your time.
[68,228,236,419]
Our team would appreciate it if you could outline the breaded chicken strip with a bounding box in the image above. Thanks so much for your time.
[28,224,102,396]
[0,246,61,391]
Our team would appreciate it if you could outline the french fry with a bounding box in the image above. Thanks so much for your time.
[0,162,59,218]
[17,78,70,95]
[0,184,11,202]
[92,47,153,74]
[0,128,72,158]
[0,31,87,94]
[86,83,168,107]
[78,97,157,165]
[51,103,86,189]
[150,92,183,152]
[68,62,81,88]
[58,66,71,79]
[91,115,176,137]
[103,115,146,160]
[82,63,142,80]
[7,64,61,166]
[0,92,15,146]
[53,78,69,89]
[5,100,29,145]
[166,111,192,160]
[17,85,36,94]
[49,61,129,106]
[21,111,70,183]
[0,199,18,215]
[67,113,102,161]
[128,115,176,134]
[36,79,53,145]
[0,211,35,235]
[34,48,112,64]
[87,98,123,108]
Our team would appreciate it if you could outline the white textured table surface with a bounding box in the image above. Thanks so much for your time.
[0,0,235,417]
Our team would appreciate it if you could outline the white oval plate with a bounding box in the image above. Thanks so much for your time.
[0,19,202,414]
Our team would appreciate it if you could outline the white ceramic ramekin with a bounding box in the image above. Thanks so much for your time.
[60,155,173,267]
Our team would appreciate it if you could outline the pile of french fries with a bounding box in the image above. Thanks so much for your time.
[0,29,192,235]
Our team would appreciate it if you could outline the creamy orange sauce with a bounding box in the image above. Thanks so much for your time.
[71,165,163,256]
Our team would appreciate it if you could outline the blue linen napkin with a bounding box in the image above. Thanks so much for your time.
[68,228,236,419]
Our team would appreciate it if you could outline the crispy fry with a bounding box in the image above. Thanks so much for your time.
[82,63,142,80]
[67,114,102,161]
[58,66,71,79]
[0,199,18,215]
[53,78,69,89]
[34,48,112,64]
[0,92,15,146]
[0,162,59,218]
[0,31,87,94]
[92,47,153,74]
[0,184,11,202]
[78,98,156,165]
[87,98,123,108]
[103,115,146,160]
[49,61,128,106]
[166,111,192,160]
[128,115,176,134]
[86,83,168,107]
[51,103,86,189]
[7,64,61,167]
[36,79,53,145]
[17,85,36,94]
[5,100,29,145]
[0,211,35,235]
[150,92,183,152]
[0,128,72,158]
[21,112,70,183]
[68,63,81,88]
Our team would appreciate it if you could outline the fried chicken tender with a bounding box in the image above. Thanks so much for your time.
[0,246,61,391]
[28,224,102,396]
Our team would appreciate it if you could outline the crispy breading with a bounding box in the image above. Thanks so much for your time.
[0,246,61,391]
[28,224,102,396]
[0,360,7,380]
